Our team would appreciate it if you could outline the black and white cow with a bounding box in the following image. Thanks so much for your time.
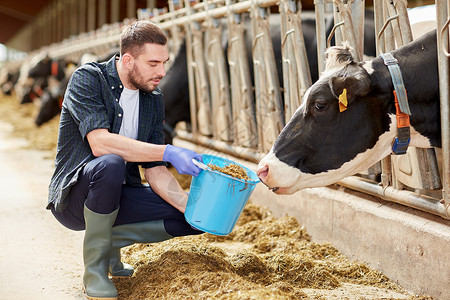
[34,76,69,126]
[0,68,20,96]
[28,57,77,125]
[33,50,119,126]
[257,29,440,194]
[27,56,69,81]
[16,56,72,105]
[20,77,49,104]
[160,11,376,144]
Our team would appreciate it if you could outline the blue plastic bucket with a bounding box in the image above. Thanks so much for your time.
[185,154,260,236]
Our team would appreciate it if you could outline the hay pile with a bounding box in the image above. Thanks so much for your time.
[113,202,429,299]
[0,95,59,154]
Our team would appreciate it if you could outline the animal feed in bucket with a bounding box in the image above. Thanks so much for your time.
[207,163,250,180]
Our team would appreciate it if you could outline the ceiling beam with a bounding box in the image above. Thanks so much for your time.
[0,4,34,21]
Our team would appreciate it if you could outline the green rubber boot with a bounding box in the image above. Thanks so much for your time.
[108,220,173,278]
[83,205,119,300]
[108,248,134,278]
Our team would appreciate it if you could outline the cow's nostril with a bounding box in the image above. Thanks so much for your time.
[257,165,269,180]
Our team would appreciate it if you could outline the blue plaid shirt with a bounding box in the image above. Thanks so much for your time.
[48,55,166,212]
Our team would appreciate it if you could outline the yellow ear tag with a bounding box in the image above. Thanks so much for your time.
[338,88,348,112]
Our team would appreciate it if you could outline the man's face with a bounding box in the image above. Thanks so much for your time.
[128,43,169,93]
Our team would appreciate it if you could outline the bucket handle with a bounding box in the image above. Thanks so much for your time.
[192,158,210,171]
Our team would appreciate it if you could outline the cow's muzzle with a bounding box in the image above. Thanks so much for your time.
[257,165,279,193]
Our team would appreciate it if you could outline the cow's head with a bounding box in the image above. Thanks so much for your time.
[28,56,70,81]
[35,89,60,126]
[35,76,67,126]
[257,44,396,194]
[28,56,52,79]
[20,77,48,104]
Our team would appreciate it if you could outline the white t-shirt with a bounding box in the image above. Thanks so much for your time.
[118,87,139,140]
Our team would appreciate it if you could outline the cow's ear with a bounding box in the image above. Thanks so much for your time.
[329,75,371,103]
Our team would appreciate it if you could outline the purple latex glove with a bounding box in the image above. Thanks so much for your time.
[163,144,203,176]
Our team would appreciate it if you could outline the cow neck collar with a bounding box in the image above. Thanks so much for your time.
[379,52,411,155]
[51,61,59,77]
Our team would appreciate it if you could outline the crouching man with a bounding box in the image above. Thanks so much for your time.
[47,20,203,299]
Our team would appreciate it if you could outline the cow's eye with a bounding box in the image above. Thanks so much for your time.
[314,101,328,111]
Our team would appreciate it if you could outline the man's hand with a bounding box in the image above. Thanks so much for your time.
[163,145,202,176]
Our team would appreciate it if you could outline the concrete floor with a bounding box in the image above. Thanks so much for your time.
[0,121,85,299]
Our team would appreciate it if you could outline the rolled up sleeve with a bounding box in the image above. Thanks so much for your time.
[65,67,111,139]
[141,90,167,169]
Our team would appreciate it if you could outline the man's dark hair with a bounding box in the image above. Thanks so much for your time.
[120,20,167,57]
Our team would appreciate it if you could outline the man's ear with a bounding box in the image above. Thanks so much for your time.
[122,53,134,68]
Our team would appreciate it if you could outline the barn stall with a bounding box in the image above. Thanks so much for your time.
[0,0,449,299]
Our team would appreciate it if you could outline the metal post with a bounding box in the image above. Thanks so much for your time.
[147,0,156,9]
[226,0,258,148]
[373,0,385,55]
[69,0,78,36]
[393,0,412,42]
[251,0,284,153]
[386,0,403,46]
[62,0,70,39]
[98,0,107,27]
[79,0,87,34]
[46,6,52,45]
[51,2,57,44]
[56,0,63,42]
[87,0,96,32]
[382,0,396,52]
[315,0,327,75]
[333,1,343,46]
[351,0,365,58]
[436,0,450,216]
[111,0,120,23]
[127,0,137,19]
[168,0,182,56]
[333,0,361,61]
[184,0,198,135]
[204,0,233,142]
[36,9,42,47]
[280,0,311,122]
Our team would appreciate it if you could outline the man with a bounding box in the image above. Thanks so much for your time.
[47,21,203,300]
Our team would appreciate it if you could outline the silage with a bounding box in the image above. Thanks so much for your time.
[0,95,59,153]
[207,163,250,180]
[113,202,407,299]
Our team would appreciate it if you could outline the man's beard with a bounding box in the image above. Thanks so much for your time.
[128,65,161,93]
